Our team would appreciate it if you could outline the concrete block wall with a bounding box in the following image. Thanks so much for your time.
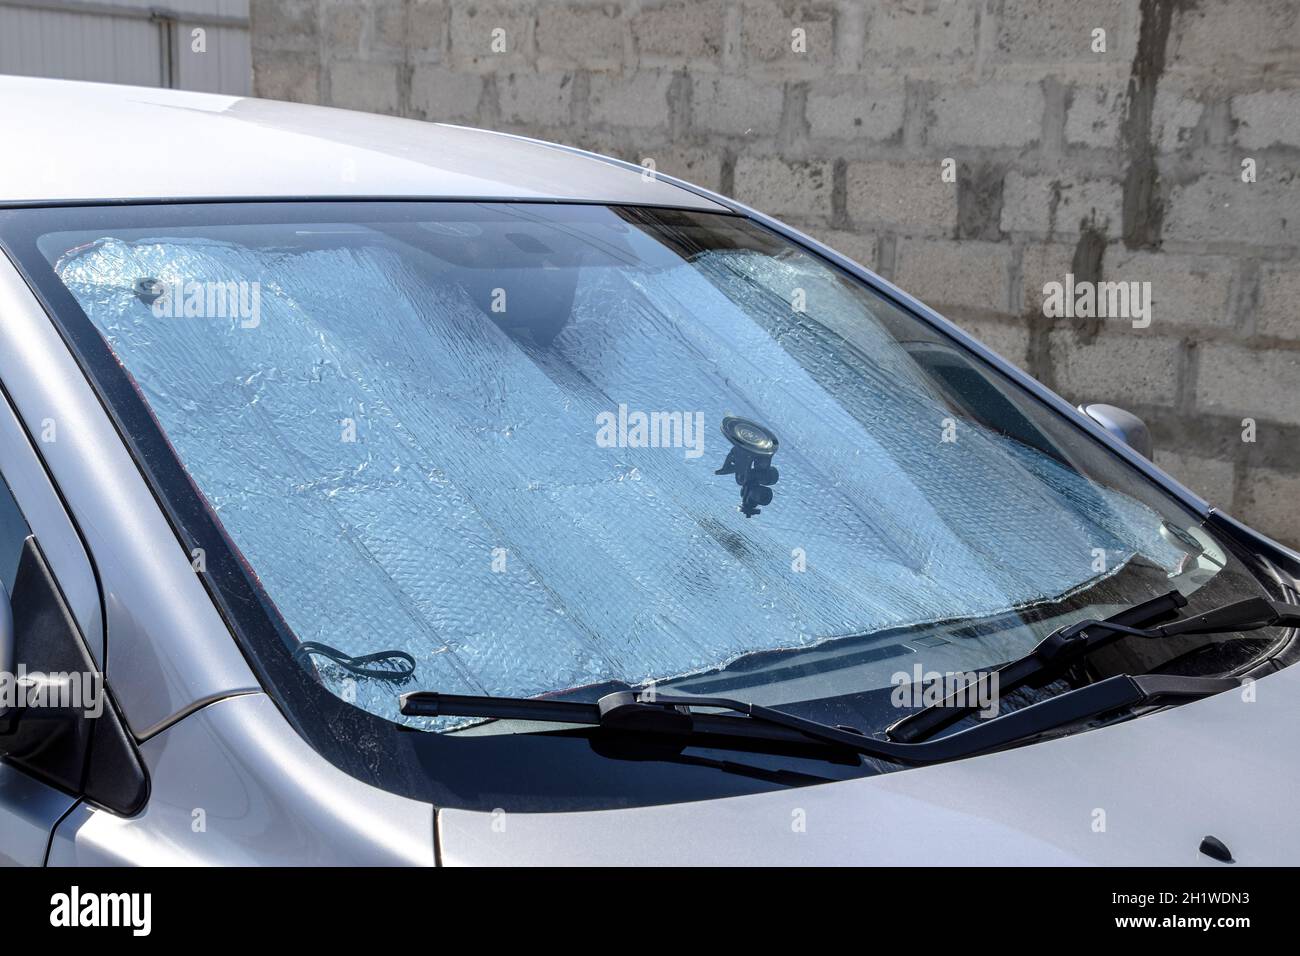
[251,0,1300,545]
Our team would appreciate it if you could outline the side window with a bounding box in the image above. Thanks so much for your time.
[0,472,31,595]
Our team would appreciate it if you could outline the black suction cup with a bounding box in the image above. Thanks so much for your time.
[134,277,166,305]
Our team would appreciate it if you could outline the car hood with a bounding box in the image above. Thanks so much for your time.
[438,658,1299,865]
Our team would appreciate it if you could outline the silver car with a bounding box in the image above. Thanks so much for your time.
[1,75,1297,866]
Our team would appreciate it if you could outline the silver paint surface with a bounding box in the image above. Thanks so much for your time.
[439,660,1300,866]
[48,693,434,866]
[0,76,724,210]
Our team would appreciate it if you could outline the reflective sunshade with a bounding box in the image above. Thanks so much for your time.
[40,204,1232,728]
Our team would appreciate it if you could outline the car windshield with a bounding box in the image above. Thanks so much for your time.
[27,202,1274,736]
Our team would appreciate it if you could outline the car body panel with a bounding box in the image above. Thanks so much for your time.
[0,76,724,211]
[0,355,101,663]
[438,660,1298,866]
[0,764,76,867]
[47,693,434,866]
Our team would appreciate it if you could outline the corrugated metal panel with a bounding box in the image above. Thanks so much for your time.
[0,0,249,94]
[84,0,247,17]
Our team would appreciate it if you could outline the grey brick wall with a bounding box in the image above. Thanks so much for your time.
[251,0,1300,546]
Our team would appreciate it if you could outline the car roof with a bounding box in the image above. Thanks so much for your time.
[0,75,725,210]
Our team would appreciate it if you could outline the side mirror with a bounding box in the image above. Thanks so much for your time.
[0,540,146,812]
[1079,403,1152,459]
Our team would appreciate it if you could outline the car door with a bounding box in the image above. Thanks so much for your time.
[0,387,104,866]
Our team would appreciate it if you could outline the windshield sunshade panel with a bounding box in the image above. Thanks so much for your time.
[48,204,1199,728]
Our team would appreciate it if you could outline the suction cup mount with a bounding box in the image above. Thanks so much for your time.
[715,416,781,517]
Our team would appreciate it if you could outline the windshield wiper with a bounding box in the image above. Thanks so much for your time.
[887,593,1300,744]
[399,670,1241,766]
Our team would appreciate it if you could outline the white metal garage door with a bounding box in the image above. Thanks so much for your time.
[0,0,250,94]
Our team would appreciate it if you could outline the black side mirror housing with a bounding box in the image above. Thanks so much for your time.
[0,537,147,814]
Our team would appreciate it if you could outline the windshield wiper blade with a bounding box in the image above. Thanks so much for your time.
[887,588,1186,743]
[399,672,1240,766]
[887,593,1300,744]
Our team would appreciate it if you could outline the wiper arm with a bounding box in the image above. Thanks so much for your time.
[887,588,1186,743]
[887,593,1300,744]
[399,672,1240,766]
[401,690,884,753]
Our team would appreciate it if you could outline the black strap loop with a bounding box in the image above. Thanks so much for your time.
[293,642,416,682]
